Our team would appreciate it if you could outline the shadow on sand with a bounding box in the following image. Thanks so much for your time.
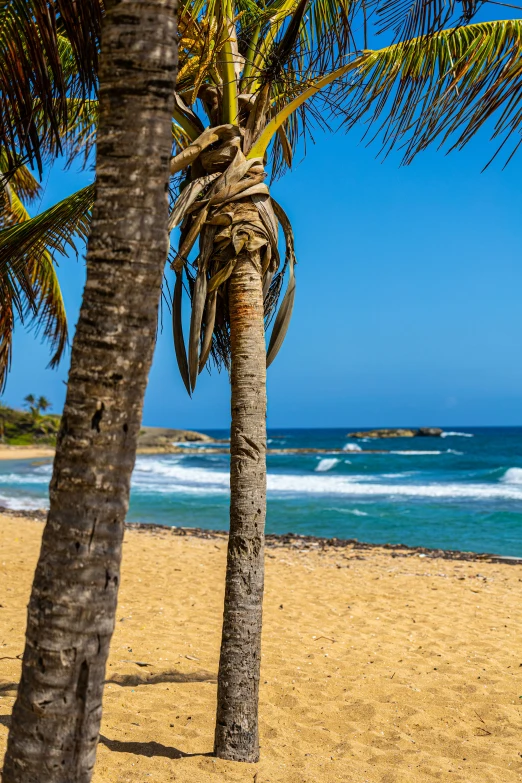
[99,735,211,760]
[0,683,17,695]
[105,668,216,687]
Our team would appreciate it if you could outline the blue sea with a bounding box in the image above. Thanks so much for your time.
[1,427,521,556]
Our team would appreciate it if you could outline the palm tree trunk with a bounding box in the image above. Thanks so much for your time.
[214,251,267,762]
[2,2,177,781]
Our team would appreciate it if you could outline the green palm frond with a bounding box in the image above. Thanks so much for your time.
[0,150,41,205]
[0,182,92,389]
[28,247,68,372]
[370,0,482,42]
[0,184,94,279]
[343,19,522,163]
[0,1,102,174]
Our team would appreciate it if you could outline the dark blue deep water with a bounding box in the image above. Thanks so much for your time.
[1,427,521,556]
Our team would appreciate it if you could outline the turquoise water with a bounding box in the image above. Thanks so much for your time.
[1,427,521,556]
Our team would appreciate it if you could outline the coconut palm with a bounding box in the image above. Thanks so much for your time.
[0,2,100,390]
[167,4,522,763]
[2,0,522,766]
[2,2,178,783]
[37,394,52,413]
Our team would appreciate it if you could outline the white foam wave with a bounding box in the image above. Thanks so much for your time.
[502,467,522,485]
[315,458,339,472]
[343,443,362,452]
[441,431,474,438]
[131,457,522,501]
[390,450,443,455]
[387,449,461,456]
[382,472,415,478]
[327,508,369,517]
[0,493,48,511]
[0,471,51,485]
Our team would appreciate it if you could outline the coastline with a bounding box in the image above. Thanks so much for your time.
[2,505,520,564]
[0,444,393,459]
[1,512,521,782]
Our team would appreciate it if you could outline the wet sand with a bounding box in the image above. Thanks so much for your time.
[1,513,521,782]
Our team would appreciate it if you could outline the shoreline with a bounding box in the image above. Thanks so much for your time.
[2,505,520,565]
[0,445,393,460]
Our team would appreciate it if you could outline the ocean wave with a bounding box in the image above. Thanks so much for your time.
[441,431,474,438]
[0,493,48,511]
[327,508,369,517]
[343,443,362,452]
[502,467,522,485]
[389,450,443,455]
[387,449,462,456]
[315,458,339,472]
[0,471,51,485]
[131,457,522,501]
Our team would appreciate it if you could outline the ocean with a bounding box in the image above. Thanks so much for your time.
[1,427,521,556]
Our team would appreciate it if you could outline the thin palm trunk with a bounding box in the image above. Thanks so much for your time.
[2,1,177,781]
[214,251,267,762]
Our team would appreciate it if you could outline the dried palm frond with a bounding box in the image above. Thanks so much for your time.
[169,135,296,391]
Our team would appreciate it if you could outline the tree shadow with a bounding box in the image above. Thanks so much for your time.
[105,669,216,687]
[0,682,18,695]
[99,735,211,760]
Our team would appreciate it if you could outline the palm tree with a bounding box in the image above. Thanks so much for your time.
[168,4,522,763]
[37,394,52,414]
[0,1,98,390]
[2,0,522,765]
[2,2,178,782]
[23,392,40,421]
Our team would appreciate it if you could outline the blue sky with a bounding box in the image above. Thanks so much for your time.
[4,26,522,429]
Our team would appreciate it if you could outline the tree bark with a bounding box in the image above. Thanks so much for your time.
[2,2,177,781]
[214,251,267,762]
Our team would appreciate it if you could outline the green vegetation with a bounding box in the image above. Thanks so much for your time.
[0,398,59,445]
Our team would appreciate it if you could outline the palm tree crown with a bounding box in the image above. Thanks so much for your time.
[2,1,522,390]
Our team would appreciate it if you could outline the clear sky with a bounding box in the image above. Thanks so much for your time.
[4,27,522,429]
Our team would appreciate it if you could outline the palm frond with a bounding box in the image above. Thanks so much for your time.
[0,1,102,174]
[343,19,522,164]
[370,0,483,42]
[0,150,41,205]
[0,184,94,280]
[0,182,93,389]
[0,295,14,391]
[28,248,68,370]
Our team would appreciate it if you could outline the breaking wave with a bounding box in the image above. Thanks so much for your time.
[315,458,340,472]
[502,467,522,485]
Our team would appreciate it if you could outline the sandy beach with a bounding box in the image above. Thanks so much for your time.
[0,446,55,460]
[1,513,521,782]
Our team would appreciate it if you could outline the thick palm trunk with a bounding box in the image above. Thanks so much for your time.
[2,2,177,781]
[214,251,267,762]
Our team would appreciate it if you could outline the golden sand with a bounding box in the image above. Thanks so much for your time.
[0,446,55,460]
[1,514,521,782]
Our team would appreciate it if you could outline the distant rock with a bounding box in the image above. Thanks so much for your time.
[348,427,443,439]
[138,427,214,450]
